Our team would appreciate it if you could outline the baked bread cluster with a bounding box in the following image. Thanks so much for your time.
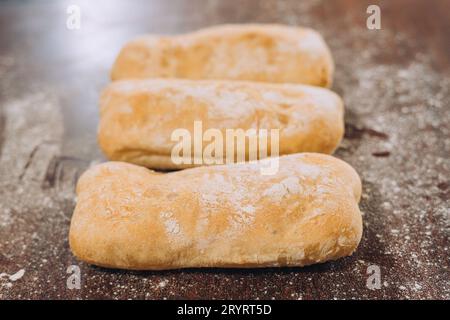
[69,24,363,270]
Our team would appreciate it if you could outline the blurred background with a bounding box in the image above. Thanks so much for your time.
[0,0,448,299]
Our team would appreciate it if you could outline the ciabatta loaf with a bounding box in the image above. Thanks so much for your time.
[69,153,362,270]
[111,24,334,87]
[98,79,344,170]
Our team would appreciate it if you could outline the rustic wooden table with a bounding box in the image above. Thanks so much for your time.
[0,0,449,299]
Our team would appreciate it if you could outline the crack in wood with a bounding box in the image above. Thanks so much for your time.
[18,140,60,181]
[41,155,90,190]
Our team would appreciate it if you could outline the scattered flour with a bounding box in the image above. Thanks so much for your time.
[0,269,25,289]
[159,211,181,235]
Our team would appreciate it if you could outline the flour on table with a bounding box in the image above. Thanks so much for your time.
[0,269,25,289]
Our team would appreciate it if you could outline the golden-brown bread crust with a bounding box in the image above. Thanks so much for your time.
[69,153,362,270]
[111,24,334,87]
[98,79,344,170]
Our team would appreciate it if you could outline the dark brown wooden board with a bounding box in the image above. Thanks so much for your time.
[0,0,448,299]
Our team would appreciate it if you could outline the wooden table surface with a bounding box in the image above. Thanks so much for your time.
[0,0,449,299]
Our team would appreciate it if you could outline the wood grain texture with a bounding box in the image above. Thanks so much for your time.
[0,0,449,299]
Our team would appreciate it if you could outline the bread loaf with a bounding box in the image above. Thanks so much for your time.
[69,153,362,270]
[111,24,334,87]
[98,79,344,170]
